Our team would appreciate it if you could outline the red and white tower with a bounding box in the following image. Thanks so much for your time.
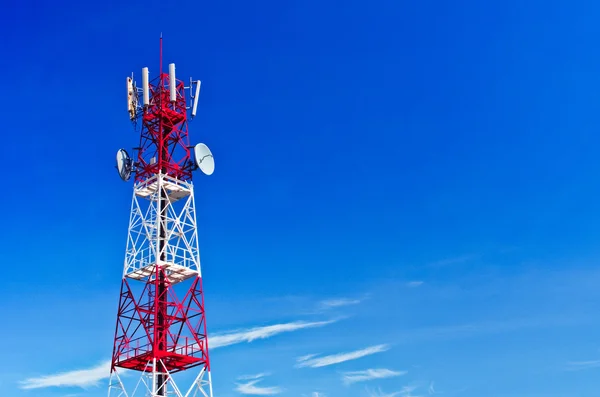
[109,37,216,397]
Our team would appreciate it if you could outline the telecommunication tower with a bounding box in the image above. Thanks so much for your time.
[108,37,216,397]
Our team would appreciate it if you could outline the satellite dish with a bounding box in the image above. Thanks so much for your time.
[116,148,133,181]
[194,143,214,175]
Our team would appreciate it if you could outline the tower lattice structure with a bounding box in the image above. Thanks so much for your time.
[109,38,214,397]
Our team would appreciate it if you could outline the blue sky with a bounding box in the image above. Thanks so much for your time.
[4,0,600,396]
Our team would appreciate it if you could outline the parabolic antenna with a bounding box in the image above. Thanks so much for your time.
[116,148,133,181]
[194,143,214,175]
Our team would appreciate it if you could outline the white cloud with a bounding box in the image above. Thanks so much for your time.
[19,360,111,390]
[342,368,406,384]
[406,281,423,287]
[297,353,319,362]
[366,386,421,397]
[237,373,271,380]
[235,380,282,395]
[566,360,600,371]
[20,319,338,390]
[427,254,477,268]
[235,373,282,395]
[428,382,436,394]
[365,387,403,397]
[402,385,419,395]
[211,319,337,348]
[296,344,390,368]
[319,298,361,309]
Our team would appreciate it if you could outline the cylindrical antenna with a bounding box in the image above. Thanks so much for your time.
[142,67,150,106]
[169,63,176,102]
[191,81,201,118]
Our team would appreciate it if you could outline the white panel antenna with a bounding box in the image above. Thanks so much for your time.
[191,81,201,118]
[169,63,176,102]
[127,77,133,111]
[142,67,150,106]
[127,76,136,120]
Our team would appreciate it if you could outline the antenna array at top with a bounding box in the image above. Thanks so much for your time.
[127,64,201,121]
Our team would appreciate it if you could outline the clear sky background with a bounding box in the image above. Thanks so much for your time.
[3,0,600,396]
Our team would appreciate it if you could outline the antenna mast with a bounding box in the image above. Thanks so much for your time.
[109,37,214,397]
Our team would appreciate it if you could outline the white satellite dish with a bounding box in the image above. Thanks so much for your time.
[116,148,133,181]
[194,143,214,175]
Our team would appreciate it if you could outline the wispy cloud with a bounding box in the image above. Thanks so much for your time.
[318,298,362,309]
[342,368,406,384]
[235,373,282,395]
[237,373,271,380]
[297,353,319,362]
[391,315,588,346]
[406,281,423,288]
[19,360,111,390]
[428,382,436,394]
[566,360,600,371]
[365,387,403,397]
[402,385,420,395]
[211,318,337,348]
[296,344,390,368]
[20,319,338,390]
[427,254,476,268]
[366,385,422,397]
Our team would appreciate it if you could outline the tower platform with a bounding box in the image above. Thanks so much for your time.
[126,261,197,284]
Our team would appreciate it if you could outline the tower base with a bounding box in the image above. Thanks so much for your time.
[108,360,213,397]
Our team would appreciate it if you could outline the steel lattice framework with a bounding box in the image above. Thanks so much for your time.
[109,38,214,397]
